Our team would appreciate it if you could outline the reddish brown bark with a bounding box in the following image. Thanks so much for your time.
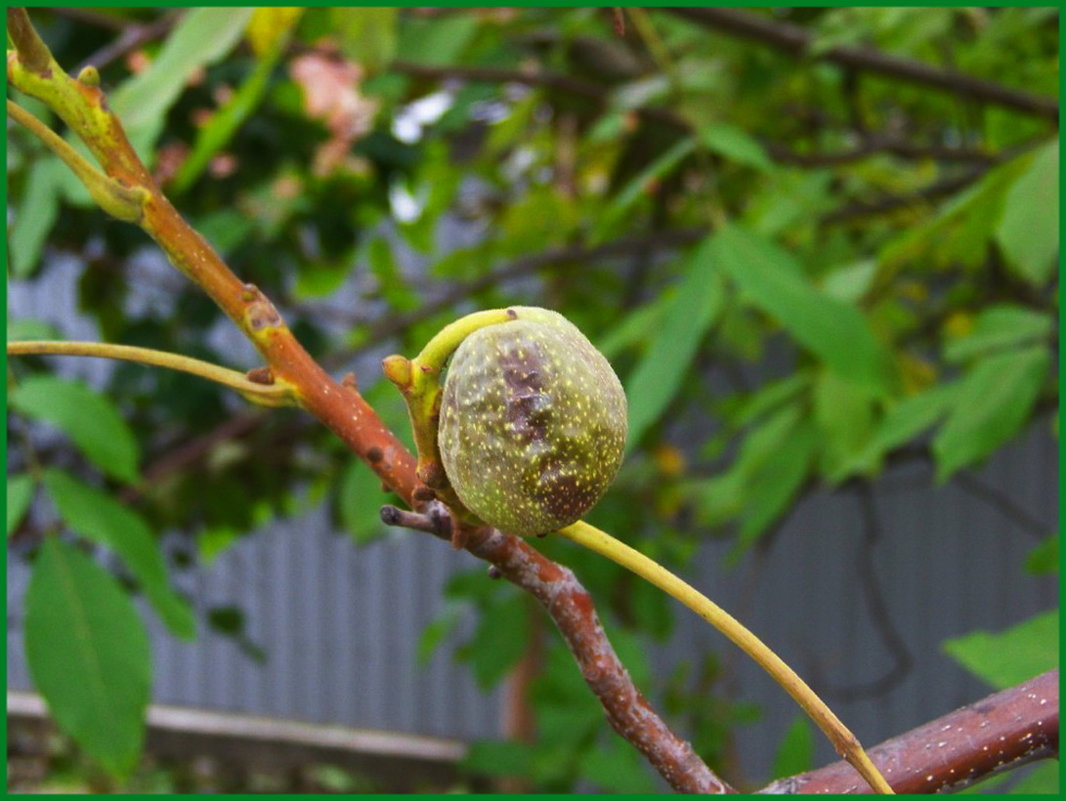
[465,525,734,793]
[762,669,1059,794]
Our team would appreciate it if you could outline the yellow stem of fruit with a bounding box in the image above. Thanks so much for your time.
[557,519,894,794]
[387,307,521,488]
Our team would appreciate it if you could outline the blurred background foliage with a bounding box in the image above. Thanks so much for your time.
[7,5,1058,792]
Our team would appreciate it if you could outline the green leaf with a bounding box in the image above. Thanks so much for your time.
[170,16,292,194]
[7,473,37,538]
[462,740,533,777]
[625,237,725,449]
[7,318,61,342]
[109,8,256,159]
[995,140,1058,286]
[595,297,665,360]
[417,606,460,666]
[330,7,398,73]
[395,13,479,66]
[944,305,1054,363]
[368,238,420,312]
[821,259,878,303]
[770,715,815,780]
[579,736,655,792]
[713,224,895,395]
[735,419,817,552]
[1025,536,1058,576]
[932,346,1049,481]
[595,137,697,240]
[457,593,529,689]
[853,382,958,469]
[25,537,151,777]
[198,524,241,565]
[700,123,774,172]
[9,375,140,484]
[731,373,811,429]
[10,158,62,278]
[337,457,389,545]
[1006,761,1059,794]
[879,153,1026,272]
[702,402,813,538]
[813,370,877,481]
[42,469,195,640]
[942,610,1058,689]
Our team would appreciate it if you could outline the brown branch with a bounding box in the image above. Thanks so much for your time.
[392,60,605,104]
[762,669,1059,793]
[383,507,735,793]
[392,51,1041,182]
[819,168,985,225]
[768,138,1001,168]
[662,7,1059,121]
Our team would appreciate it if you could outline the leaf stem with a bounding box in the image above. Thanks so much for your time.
[7,100,148,222]
[7,340,297,407]
[557,519,895,794]
[384,307,521,489]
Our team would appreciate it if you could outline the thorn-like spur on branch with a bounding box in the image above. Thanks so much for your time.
[762,669,1059,794]
[380,502,454,543]
[380,508,734,793]
[662,7,1059,121]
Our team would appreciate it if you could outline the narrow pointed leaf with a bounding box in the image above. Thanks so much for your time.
[713,224,895,394]
[625,236,724,449]
[42,469,195,639]
[932,346,1049,480]
[9,376,140,484]
[25,537,151,777]
[7,473,37,537]
[995,141,1058,287]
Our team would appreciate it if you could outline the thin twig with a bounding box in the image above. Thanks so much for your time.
[817,484,913,701]
[954,471,1053,539]
[819,168,986,225]
[662,7,1058,121]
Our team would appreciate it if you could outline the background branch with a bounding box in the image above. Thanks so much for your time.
[662,7,1059,121]
[762,669,1059,793]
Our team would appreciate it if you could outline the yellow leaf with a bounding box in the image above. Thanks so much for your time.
[246,7,304,57]
[653,444,686,478]
[943,310,974,340]
[898,352,938,396]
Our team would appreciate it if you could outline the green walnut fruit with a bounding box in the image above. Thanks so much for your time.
[438,307,628,536]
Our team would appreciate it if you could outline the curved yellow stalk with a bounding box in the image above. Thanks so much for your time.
[7,340,297,407]
[558,519,894,794]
